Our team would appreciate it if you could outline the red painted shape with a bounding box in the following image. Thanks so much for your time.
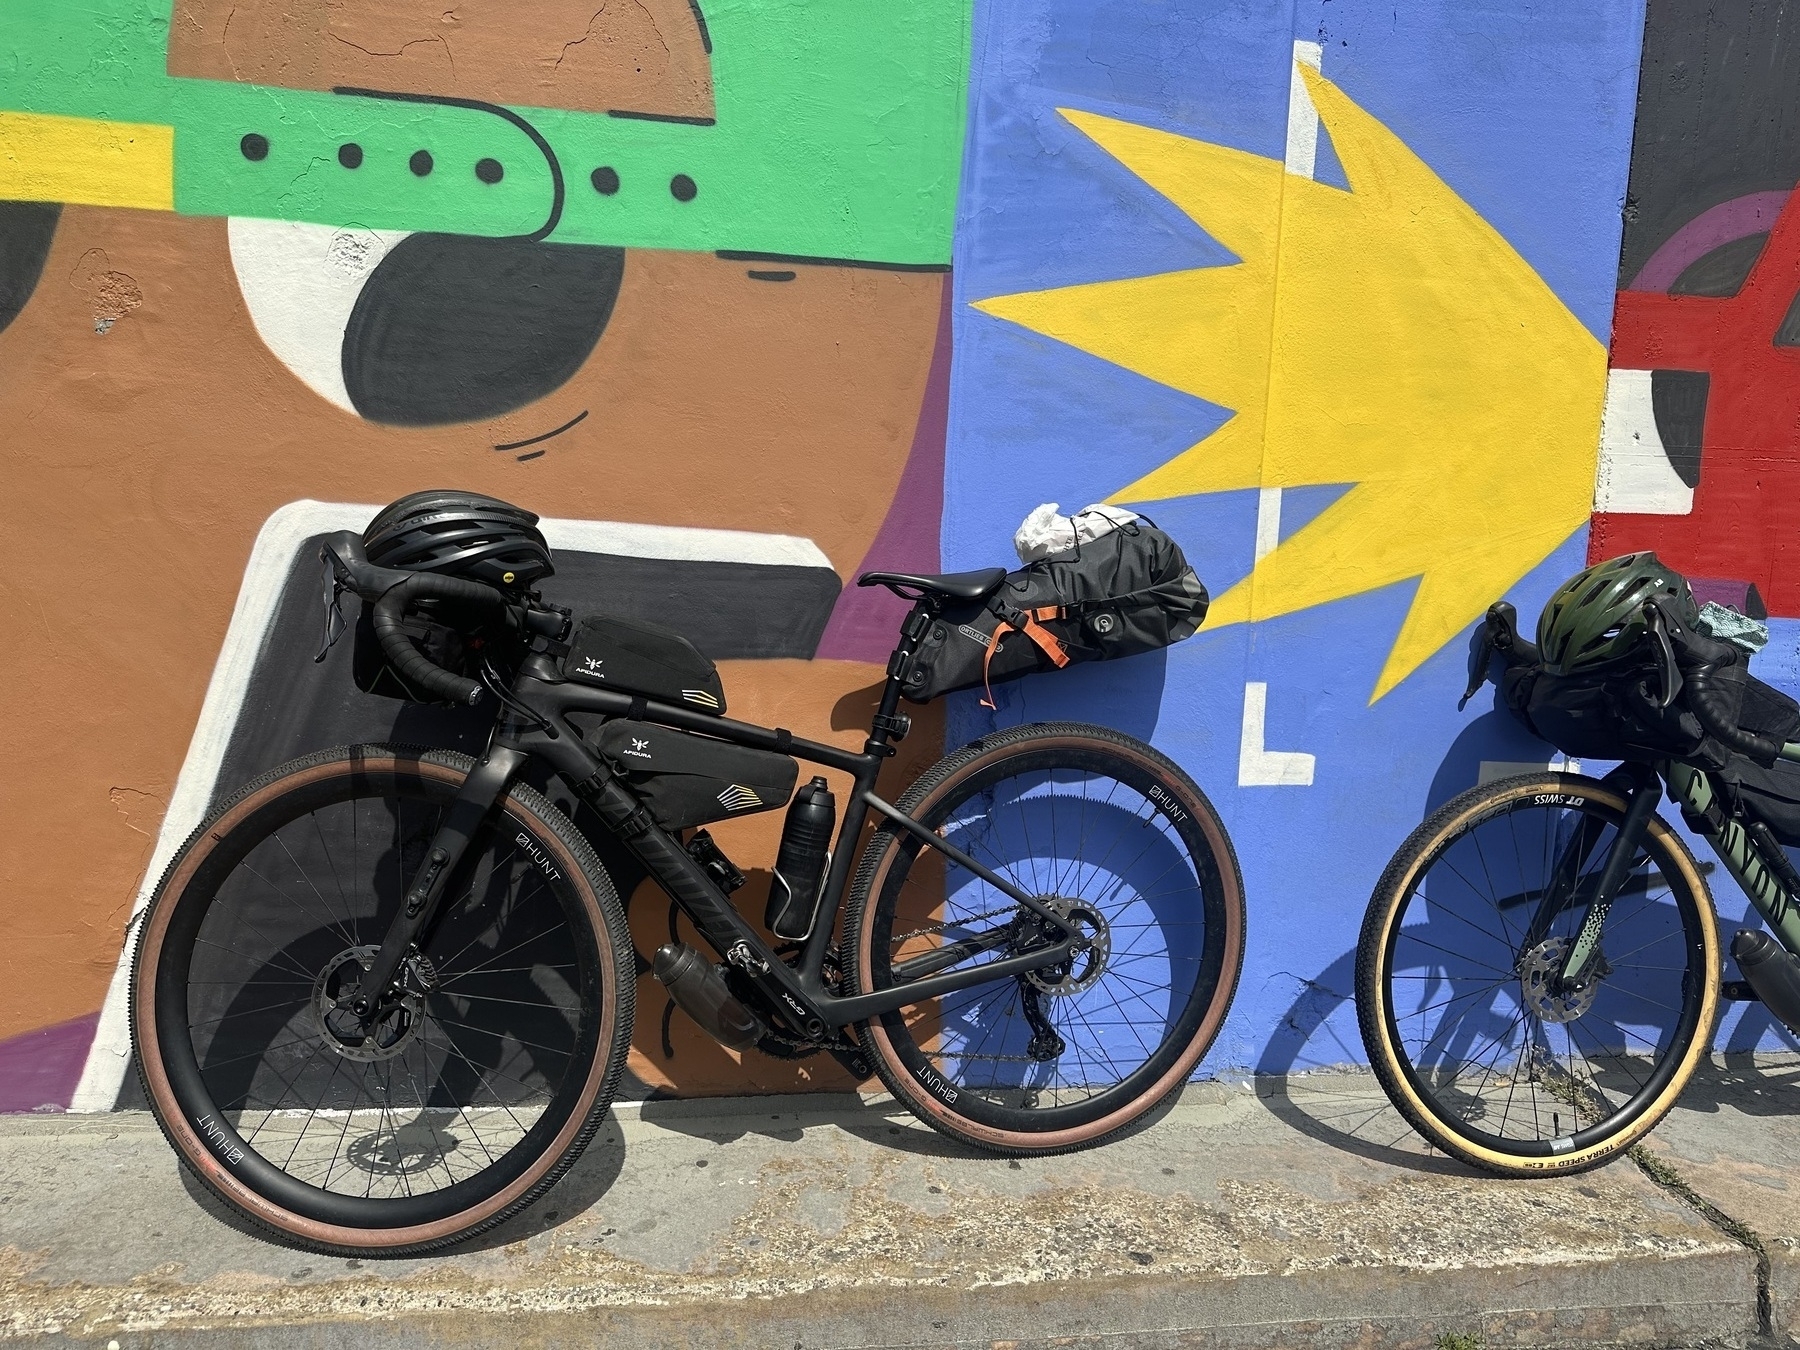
[1592,185,1800,615]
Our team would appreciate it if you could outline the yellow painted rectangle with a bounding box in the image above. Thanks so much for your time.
[0,110,174,211]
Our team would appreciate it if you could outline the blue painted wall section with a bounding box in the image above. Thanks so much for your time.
[936,0,1781,1079]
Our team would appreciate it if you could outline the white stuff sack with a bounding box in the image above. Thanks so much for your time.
[1013,502,1141,564]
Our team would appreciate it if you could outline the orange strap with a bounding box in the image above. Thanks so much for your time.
[979,608,1070,709]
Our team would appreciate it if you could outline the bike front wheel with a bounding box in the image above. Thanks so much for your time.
[1357,772,1718,1175]
[130,745,635,1255]
[847,721,1246,1154]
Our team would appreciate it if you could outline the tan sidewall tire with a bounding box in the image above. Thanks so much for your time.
[852,726,1245,1153]
[131,748,630,1253]
[1360,772,1718,1175]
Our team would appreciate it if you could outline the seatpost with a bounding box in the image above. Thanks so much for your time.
[867,601,934,756]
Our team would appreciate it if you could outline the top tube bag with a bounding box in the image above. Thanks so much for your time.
[563,613,728,714]
[896,517,1209,706]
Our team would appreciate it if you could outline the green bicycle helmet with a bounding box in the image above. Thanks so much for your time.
[1537,551,1697,675]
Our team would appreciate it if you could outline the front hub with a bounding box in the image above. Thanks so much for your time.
[314,945,432,1061]
[1519,937,1603,1024]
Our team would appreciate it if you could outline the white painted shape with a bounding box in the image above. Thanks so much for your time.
[1255,42,1325,573]
[1238,682,1316,787]
[1593,368,1694,515]
[70,500,837,1111]
[228,218,412,414]
[1284,40,1324,179]
[1478,758,1581,786]
[542,518,830,570]
[1254,486,1283,562]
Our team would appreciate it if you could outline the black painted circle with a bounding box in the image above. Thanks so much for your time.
[409,150,434,178]
[475,158,504,185]
[342,233,626,426]
[240,133,270,162]
[670,173,697,202]
[590,166,620,196]
[338,143,364,170]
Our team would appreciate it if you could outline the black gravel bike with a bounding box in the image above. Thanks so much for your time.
[130,530,1245,1254]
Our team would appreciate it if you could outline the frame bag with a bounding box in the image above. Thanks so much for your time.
[897,519,1209,705]
[564,614,728,714]
[1721,755,1800,847]
[593,720,797,831]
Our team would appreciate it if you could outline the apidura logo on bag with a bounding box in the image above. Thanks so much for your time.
[624,737,653,760]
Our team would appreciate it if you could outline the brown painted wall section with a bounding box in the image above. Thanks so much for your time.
[0,205,943,1073]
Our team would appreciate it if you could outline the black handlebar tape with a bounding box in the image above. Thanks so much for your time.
[1685,666,1785,764]
[370,573,505,707]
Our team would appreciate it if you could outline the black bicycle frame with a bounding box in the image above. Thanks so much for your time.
[352,606,1079,1073]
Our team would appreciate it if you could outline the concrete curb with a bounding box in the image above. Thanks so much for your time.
[0,1072,1784,1348]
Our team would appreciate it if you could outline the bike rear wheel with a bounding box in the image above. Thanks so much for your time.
[848,721,1245,1154]
[1357,772,1718,1174]
[130,745,635,1255]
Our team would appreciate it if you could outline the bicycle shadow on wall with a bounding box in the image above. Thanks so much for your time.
[1250,710,1583,1176]
[642,750,1211,1159]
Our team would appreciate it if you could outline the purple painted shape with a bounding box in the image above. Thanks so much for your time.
[1688,576,1758,613]
[0,1012,99,1112]
[1629,192,1791,292]
[815,283,953,663]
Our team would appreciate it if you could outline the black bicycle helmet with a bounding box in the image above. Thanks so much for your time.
[1537,551,1696,675]
[363,489,554,592]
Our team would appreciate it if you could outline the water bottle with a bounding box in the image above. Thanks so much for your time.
[765,777,836,940]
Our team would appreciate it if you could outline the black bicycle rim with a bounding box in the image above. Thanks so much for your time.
[1380,791,1705,1158]
[870,744,1228,1133]
[151,766,603,1228]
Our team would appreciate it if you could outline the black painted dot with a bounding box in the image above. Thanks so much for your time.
[475,157,504,184]
[590,165,620,195]
[670,173,697,202]
[409,149,434,177]
[240,133,269,162]
[338,142,364,169]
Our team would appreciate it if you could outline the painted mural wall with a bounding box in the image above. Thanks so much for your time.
[944,0,1799,1081]
[2,0,1795,1114]
[0,0,968,1109]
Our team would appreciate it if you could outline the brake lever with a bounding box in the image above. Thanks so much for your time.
[313,562,349,664]
[1458,624,1495,711]
[1644,602,1683,709]
[1458,602,1515,711]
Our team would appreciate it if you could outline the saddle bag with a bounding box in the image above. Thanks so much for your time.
[592,720,797,831]
[564,614,727,714]
[897,519,1209,705]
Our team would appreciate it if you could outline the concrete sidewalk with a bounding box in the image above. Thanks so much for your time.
[2,1064,1796,1348]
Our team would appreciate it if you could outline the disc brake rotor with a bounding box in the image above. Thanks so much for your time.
[313,944,432,1062]
[1024,899,1112,997]
[1518,937,1601,1024]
